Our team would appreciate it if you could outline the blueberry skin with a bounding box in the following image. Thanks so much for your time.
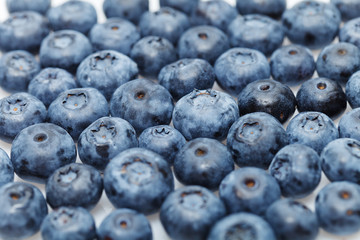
[0,50,40,92]
[178,25,230,65]
[214,48,270,95]
[207,212,276,240]
[41,207,97,240]
[6,0,51,15]
[28,68,77,107]
[46,163,103,210]
[89,18,140,55]
[139,7,190,45]
[11,123,76,183]
[0,11,50,52]
[173,89,239,141]
[98,209,152,240]
[282,1,341,49]
[321,138,360,184]
[110,79,174,134]
[77,50,139,100]
[339,18,360,48]
[47,1,97,35]
[104,148,174,215]
[160,185,226,240]
[286,112,338,154]
[227,112,288,169]
[78,117,138,171]
[346,71,360,108]
[0,182,48,239]
[339,108,360,140]
[139,125,186,165]
[331,0,360,21]
[296,78,347,118]
[158,58,216,100]
[228,14,285,56]
[48,87,109,140]
[160,0,199,15]
[0,92,46,142]
[131,36,177,77]
[236,0,286,19]
[270,44,315,85]
[219,167,281,215]
[269,144,321,198]
[317,42,360,84]
[0,148,13,187]
[191,0,238,32]
[315,181,360,235]
[39,30,92,73]
[266,199,319,240]
[174,138,234,190]
[103,0,149,24]
[237,79,296,123]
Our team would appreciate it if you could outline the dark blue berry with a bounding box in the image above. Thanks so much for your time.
[103,0,149,24]
[236,0,286,19]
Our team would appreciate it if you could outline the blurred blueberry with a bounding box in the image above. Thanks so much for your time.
[339,108,360,140]
[237,0,286,19]
[0,148,13,187]
[6,0,51,15]
[160,0,199,15]
[340,17,360,48]
[331,0,360,21]
[346,71,360,108]
[103,0,148,24]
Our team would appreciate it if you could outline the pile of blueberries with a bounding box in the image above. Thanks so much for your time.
[2,0,360,239]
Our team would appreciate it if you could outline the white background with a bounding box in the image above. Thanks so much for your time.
[0,0,358,239]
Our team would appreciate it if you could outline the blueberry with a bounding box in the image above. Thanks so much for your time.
[266,199,319,240]
[227,14,285,56]
[77,50,139,100]
[46,163,103,210]
[110,79,174,134]
[130,36,177,77]
[78,117,138,171]
[0,50,40,92]
[219,167,281,215]
[0,11,50,52]
[286,112,339,154]
[227,112,288,169]
[282,0,341,49]
[158,58,216,100]
[0,182,48,239]
[269,144,321,198]
[39,30,92,73]
[346,70,360,108]
[270,44,315,85]
[48,87,109,140]
[207,212,276,240]
[47,1,97,34]
[190,0,238,32]
[0,92,46,142]
[11,123,76,183]
[315,181,360,235]
[98,208,152,240]
[28,68,77,107]
[41,207,97,240]
[339,17,360,48]
[236,0,286,19]
[214,47,270,95]
[296,78,347,118]
[139,125,186,165]
[174,138,234,190]
[338,108,360,140]
[89,18,140,55]
[104,148,174,215]
[316,42,360,84]
[139,7,190,45]
[237,79,296,123]
[0,148,13,187]
[103,0,149,24]
[321,138,360,184]
[159,0,199,15]
[178,25,230,65]
[6,0,51,15]
[173,89,239,141]
[160,185,226,240]
[331,0,360,21]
